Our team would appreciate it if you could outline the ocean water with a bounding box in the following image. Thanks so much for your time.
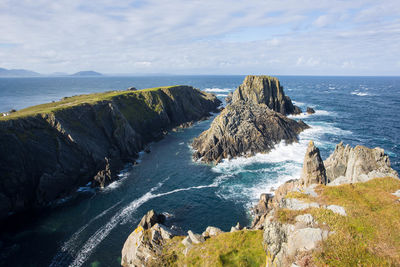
[0,76,399,267]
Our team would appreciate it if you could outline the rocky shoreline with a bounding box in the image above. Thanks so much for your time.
[0,86,221,222]
[121,141,399,266]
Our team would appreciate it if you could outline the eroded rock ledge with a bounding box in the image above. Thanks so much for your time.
[192,75,308,163]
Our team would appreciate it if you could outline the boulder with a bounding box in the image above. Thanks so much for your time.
[202,226,224,238]
[325,142,398,185]
[300,141,327,186]
[187,230,205,244]
[326,205,347,216]
[306,107,315,114]
[287,228,328,257]
[192,101,309,163]
[231,75,301,115]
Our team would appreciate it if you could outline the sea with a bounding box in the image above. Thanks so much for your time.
[0,75,399,267]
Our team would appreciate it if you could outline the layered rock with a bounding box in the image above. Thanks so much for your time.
[0,86,221,221]
[324,142,398,185]
[192,102,308,163]
[231,75,301,115]
[300,141,327,186]
[121,210,175,267]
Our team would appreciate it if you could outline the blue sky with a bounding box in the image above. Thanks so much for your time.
[0,0,399,75]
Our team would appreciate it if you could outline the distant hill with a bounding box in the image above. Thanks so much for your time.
[0,67,41,77]
[71,71,103,77]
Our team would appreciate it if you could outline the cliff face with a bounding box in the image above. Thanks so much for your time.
[232,75,301,115]
[0,86,221,221]
[192,101,308,163]
[192,75,308,163]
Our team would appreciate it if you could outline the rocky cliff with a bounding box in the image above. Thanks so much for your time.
[253,142,399,266]
[0,86,221,221]
[192,75,308,163]
[231,75,301,115]
[122,141,400,266]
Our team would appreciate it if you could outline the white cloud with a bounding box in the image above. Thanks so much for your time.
[0,0,399,75]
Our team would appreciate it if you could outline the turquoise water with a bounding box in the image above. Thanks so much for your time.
[0,76,399,266]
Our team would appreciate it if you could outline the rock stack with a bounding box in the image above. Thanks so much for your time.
[192,75,308,163]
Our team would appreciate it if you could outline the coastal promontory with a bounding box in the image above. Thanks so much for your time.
[0,86,221,221]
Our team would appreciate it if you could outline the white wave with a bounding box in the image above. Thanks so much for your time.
[102,164,133,192]
[49,201,123,267]
[213,121,352,205]
[292,101,305,106]
[204,88,232,93]
[288,109,335,119]
[67,175,225,267]
[351,91,370,96]
[216,94,228,97]
[328,86,336,90]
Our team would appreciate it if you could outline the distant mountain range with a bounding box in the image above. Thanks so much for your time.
[70,71,103,76]
[0,67,40,77]
[0,67,103,77]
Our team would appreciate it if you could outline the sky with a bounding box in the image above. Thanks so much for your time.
[0,0,399,75]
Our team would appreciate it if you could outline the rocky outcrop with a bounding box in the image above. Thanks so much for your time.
[300,141,327,186]
[231,75,301,115]
[324,142,398,185]
[0,86,221,221]
[253,141,398,266]
[121,210,175,267]
[192,101,309,163]
[306,107,315,114]
[192,75,307,163]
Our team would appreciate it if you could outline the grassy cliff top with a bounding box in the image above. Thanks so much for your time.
[277,177,400,266]
[0,85,188,121]
[151,230,266,266]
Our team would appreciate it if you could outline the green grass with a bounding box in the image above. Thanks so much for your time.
[151,230,266,267]
[275,177,400,266]
[0,85,183,121]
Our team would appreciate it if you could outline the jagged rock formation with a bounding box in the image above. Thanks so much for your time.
[251,141,399,266]
[231,75,301,115]
[192,102,308,163]
[300,141,327,186]
[324,142,398,185]
[121,210,175,267]
[121,210,227,266]
[192,75,308,163]
[0,86,221,221]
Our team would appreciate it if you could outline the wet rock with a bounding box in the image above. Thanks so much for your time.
[306,107,315,114]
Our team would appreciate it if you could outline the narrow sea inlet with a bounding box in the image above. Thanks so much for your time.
[1,75,399,266]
